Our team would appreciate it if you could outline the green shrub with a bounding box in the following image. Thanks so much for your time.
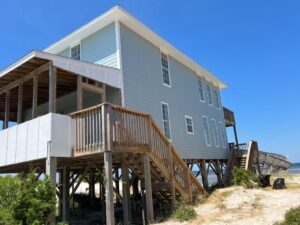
[0,176,21,225]
[0,171,56,225]
[57,222,69,225]
[232,167,258,188]
[0,175,21,211]
[14,172,56,225]
[275,206,300,225]
[172,202,197,222]
[0,208,20,225]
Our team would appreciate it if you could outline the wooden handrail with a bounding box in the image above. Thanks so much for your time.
[71,103,206,200]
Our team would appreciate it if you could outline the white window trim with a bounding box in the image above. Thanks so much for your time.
[217,90,223,111]
[211,118,220,147]
[219,121,227,148]
[213,87,221,110]
[198,77,205,103]
[160,51,172,88]
[70,42,81,60]
[202,115,212,146]
[185,115,194,135]
[161,101,172,141]
[207,82,213,107]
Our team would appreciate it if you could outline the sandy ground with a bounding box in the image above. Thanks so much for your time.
[155,174,300,225]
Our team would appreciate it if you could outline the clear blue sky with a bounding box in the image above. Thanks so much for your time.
[1,0,299,162]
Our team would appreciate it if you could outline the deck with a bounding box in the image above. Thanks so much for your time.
[0,103,206,225]
[70,103,205,200]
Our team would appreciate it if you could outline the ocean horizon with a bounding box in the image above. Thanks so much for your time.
[288,162,300,175]
[193,162,300,186]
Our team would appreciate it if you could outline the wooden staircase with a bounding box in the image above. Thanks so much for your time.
[70,103,206,204]
[224,141,260,185]
[239,154,247,169]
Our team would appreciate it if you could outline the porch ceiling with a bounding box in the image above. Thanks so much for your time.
[0,57,49,89]
[0,50,122,121]
[0,50,122,89]
[0,65,77,121]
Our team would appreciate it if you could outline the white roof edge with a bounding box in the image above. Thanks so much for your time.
[44,5,227,89]
[0,51,36,77]
[44,5,121,53]
[0,50,120,78]
[0,50,123,89]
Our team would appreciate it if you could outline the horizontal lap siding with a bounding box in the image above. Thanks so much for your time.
[56,23,118,68]
[120,23,229,160]
[58,48,70,57]
[81,22,118,68]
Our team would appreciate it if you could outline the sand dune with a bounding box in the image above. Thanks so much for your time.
[156,174,300,225]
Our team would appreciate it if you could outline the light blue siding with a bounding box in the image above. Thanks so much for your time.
[81,23,118,68]
[56,23,118,68]
[58,48,70,57]
[120,23,229,159]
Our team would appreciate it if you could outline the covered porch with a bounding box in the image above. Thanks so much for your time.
[0,50,122,130]
[0,51,124,224]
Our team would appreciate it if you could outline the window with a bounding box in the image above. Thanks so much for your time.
[202,116,211,146]
[71,44,80,60]
[211,119,220,147]
[185,116,194,135]
[219,121,227,148]
[214,88,220,109]
[161,102,172,140]
[206,82,213,106]
[197,77,205,102]
[161,52,171,87]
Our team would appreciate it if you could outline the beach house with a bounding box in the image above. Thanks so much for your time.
[0,6,237,224]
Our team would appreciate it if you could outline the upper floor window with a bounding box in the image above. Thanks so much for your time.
[202,116,212,146]
[211,119,220,147]
[185,116,194,135]
[161,102,172,140]
[161,52,171,87]
[206,82,213,106]
[197,77,205,102]
[71,44,81,60]
[214,88,220,109]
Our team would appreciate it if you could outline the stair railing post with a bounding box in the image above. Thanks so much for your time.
[147,116,153,153]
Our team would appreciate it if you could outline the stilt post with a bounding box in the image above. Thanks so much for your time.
[199,160,209,190]
[32,74,38,118]
[122,162,131,225]
[4,90,10,129]
[17,84,23,124]
[104,151,114,225]
[46,142,57,224]
[89,173,95,208]
[62,167,70,221]
[169,144,176,208]
[143,154,154,223]
[103,104,115,225]
[49,64,57,113]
